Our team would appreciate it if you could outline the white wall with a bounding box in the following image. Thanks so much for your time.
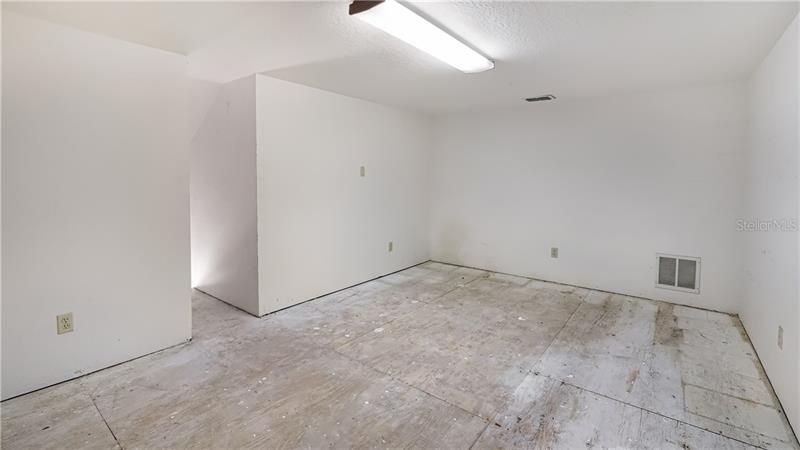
[742,13,799,432]
[190,76,259,315]
[255,75,430,315]
[430,82,747,313]
[2,12,191,399]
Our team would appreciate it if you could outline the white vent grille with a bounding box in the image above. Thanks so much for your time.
[656,254,700,293]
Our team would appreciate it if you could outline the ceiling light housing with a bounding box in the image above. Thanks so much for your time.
[349,0,494,74]
[525,95,557,102]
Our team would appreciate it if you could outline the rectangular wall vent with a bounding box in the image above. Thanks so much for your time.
[656,253,700,293]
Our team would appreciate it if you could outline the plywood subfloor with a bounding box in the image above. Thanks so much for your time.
[2,262,798,449]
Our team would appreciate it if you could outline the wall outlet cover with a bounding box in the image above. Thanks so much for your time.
[57,312,74,335]
[550,247,559,258]
[388,241,393,252]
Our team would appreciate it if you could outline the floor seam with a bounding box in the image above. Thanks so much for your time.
[332,274,485,352]
[187,268,796,450]
[276,320,495,433]
[527,298,583,373]
[333,313,410,351]
[89,394,123,450]
[429,260,735,317]
[678,407,794,449]
[330,347,490,423]
[467,420,491,450]
[265,273,497,429]
[419,273,486,306]
[682,381,777,409]
[737,319,800,445]
[326,273,525,450]
[9,263,785,449]
[553,376,772,449]
[328,271,582,447]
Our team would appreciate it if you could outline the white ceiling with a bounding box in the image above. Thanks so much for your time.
[5,1,798,112]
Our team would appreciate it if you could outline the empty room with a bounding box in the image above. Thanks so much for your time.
[2,1,799,448]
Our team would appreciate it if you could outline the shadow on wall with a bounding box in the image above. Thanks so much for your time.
[263,51,437,112]
[437,220,468,264]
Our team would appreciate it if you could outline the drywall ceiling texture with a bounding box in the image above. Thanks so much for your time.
[742,13,799,432]
[2,12,191,399]
[429,82,747,314]
[190,76,259,315]
[4,2,798,112]
[255,75,431,315]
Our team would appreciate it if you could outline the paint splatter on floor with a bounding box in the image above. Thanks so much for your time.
[2,262,796,449]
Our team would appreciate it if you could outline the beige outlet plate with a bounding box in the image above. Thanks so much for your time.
[57,312,74,335]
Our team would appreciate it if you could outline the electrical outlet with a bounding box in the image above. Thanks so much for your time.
[57,313,74,335]
[778,325,783,350]
[360,166,366,177]
[550,247,559,258]
[388,241,393,252]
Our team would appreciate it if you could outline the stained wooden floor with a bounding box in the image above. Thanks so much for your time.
[2,262,798,449]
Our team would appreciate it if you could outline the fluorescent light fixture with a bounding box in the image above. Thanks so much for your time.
[350,0,494,73]
[525,95,556,102]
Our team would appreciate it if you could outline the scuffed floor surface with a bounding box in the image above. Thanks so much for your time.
[2,262,798,449]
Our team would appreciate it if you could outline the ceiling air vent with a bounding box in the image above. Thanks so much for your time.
[656,253,700,293]
[525,95,556,102]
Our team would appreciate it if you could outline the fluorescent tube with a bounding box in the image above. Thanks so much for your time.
[351,0,494,73]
